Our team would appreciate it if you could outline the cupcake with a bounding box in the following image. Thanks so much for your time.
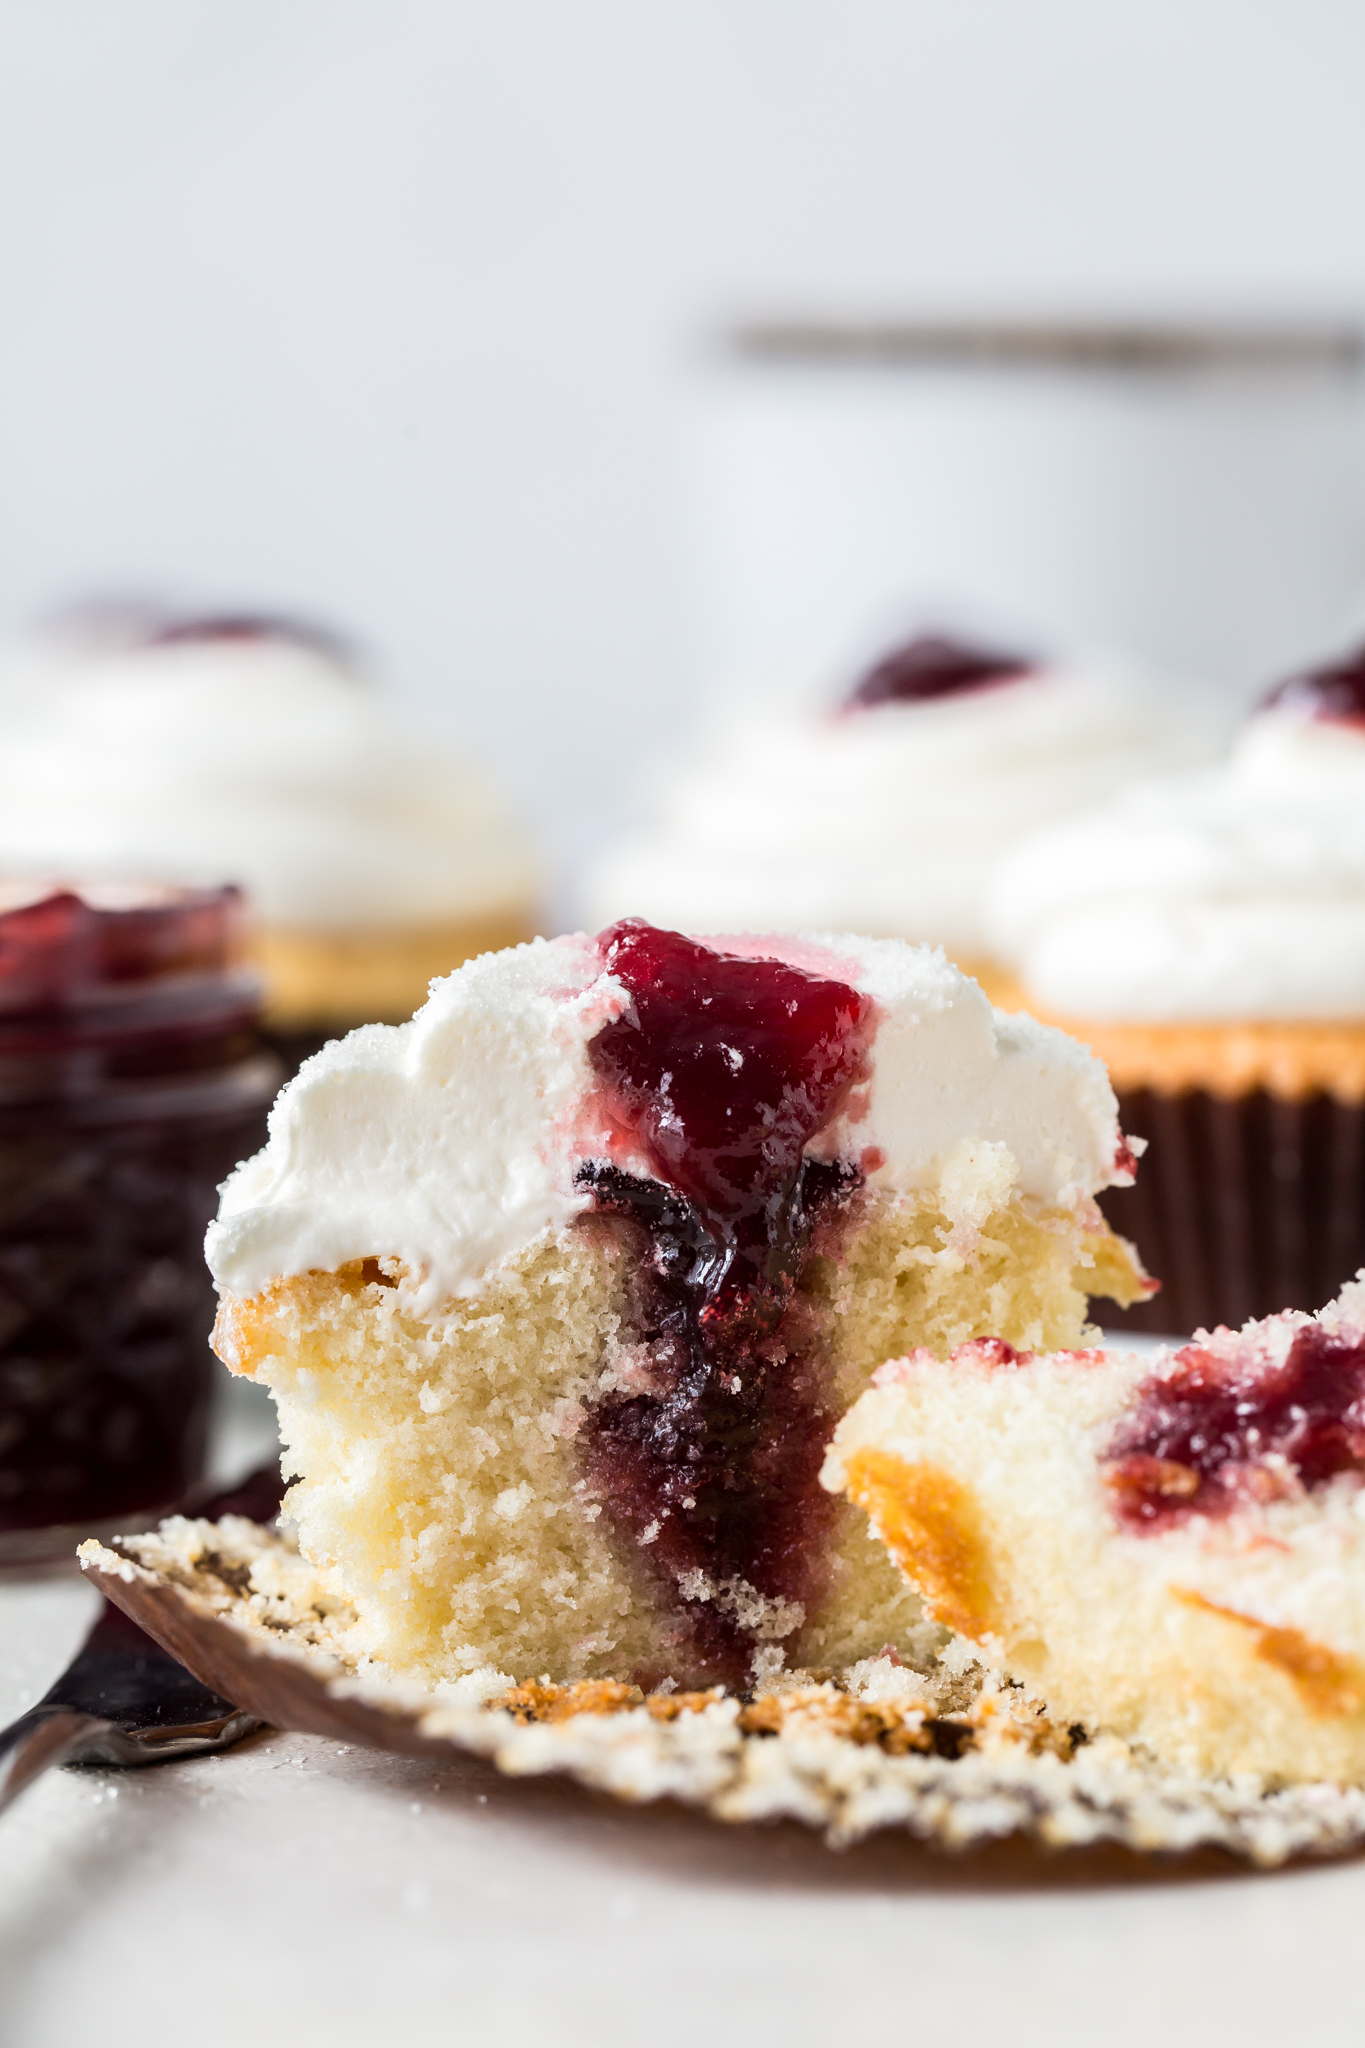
[584,632,1197,981]
[0,612,541,1065]
[988,642,1365,1334]
[208,920,1146,1691]
[824,1278,1365,1784]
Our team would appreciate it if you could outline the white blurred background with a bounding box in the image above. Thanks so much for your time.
[4,1,1365,892]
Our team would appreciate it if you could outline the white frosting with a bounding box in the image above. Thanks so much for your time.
[207,930,1127,1309]
[0,627,538,929]
[989,705,1365,1021]
[584,657,1200,955]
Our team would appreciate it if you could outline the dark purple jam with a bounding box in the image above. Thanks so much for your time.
[0,888,278,1560]
[1102,1323,1365,1533]
[1259,642,1365,727]
[844,633,1036,712]
[578,920,874,1684]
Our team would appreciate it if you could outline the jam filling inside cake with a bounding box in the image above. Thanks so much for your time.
[1261,642,1365,726]
[1102,1324,1365,1531]
[844,633,1036,712]
[576,920,874,1682]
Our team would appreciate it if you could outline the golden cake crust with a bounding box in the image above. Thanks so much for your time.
[251,908,539,1028]
[989,972,1365,1102]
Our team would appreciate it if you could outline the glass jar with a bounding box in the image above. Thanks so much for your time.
[0,884,279,1565]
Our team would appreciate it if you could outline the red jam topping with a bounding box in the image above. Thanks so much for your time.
[844,633,1036,712]
[579,920,874,1683]
[1102,1322,1365,1532]
[1259,643,1365,727]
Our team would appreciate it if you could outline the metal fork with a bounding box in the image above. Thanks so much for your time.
[0,1462,281,1813]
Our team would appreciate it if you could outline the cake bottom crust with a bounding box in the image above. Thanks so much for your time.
[989,972,1365,1102]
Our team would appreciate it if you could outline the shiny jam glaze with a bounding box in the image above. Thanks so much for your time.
[579,920,874,1683]
[843,633,1037,712]
[1259,643,1365,726]
[1102,1322,1365,1532]
[0,888,277,1552]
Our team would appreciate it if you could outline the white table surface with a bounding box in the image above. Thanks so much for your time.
[4,1359,1364,2048]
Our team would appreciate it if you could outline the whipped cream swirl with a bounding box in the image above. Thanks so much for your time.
[207,930,1129,1308]
[0,618,539,930]
[584,647,1196,956]
[990,698,1365,1021]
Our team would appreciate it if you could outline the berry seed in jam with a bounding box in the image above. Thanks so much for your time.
[1259,642,1365,727]
[844,633,1036,712]
[578,921,875,1683]
[1102,1322,1365,1532]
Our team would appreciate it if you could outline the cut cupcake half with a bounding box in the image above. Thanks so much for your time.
[208,920,1147,1692]
[823,1278,1365,1783]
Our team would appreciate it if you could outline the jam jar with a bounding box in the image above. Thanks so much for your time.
[0,884,279,1565]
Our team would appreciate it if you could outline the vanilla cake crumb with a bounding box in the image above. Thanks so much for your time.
[216,1183,1133,1689]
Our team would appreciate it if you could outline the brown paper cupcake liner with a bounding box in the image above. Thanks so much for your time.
[80,1516,1365,1865]
[1099,1087,1365,1335]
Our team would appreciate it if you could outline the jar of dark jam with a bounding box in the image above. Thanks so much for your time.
[0,884,279,1566]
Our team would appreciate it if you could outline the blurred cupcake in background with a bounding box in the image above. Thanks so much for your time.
[583,631,1201,980]
[988,641,1365,1334]
[0,610,542,1067]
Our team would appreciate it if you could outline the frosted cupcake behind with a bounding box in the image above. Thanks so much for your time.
[585,632,1196,978]
[989,642,1365,1332]
[0,613,542,1060]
